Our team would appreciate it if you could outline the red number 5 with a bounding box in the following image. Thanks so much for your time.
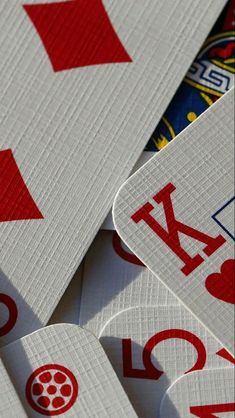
[122,329,207,380]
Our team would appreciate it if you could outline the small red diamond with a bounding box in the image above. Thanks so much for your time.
[23,0,132,72]
[0,149,43,222]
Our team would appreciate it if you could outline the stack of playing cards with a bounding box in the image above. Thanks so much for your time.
[0,0,234,416]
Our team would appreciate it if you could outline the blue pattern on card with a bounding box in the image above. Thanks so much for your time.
[212,196,235,241]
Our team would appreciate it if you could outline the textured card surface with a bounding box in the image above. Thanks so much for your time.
[113,88,235,355]
[101,152,154,230]
[1,324,137,417]
[99,306,234,418]
[102,0,234,229]
[0,0,227,344]
[79,230,180,337]
[160,368,235,418]
[0,357,26,417]
[49,265,83,325]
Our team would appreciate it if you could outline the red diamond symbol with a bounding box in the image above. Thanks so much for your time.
[0,149,43,222]
[23,0,132,72]
[190,403,235,417]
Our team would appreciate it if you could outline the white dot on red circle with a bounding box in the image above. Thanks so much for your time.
[39,371,52,383]
[60,384,71,397]
[26,365,79,415]
[47,385,57,395]
[54,372,66,384]
[38,396,50,408]
[52,397,65,409]
[32,383,44,396]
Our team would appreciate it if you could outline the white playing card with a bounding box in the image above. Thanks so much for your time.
[49,264,83,325]
[1,324,138,417]
[99,306,234,418]
[79,230,180,337]
[0,356,26,417]
[102,0,234,231]
[101,152,154,230]
[113,87,235,355]
[0,0,227,345]
[160,368,235,418]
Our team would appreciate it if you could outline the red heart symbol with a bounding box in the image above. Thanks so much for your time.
[205,259,235,304]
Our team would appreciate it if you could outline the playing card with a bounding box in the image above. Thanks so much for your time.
[99,305,234,418]
[101,152,154,230]
[0,356,26,417]
[160,368,235,418]
[79,230,180,337]
[113,87,235,355]
[49,264,83,325]
[1,0,227,345]
[1,324,138,417]
[101,0,234,229]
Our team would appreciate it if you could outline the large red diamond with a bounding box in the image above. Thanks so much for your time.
[23,0,132,72]
[0,149,43,222]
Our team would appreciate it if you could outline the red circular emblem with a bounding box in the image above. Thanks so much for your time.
[0,293,18,337]
[26,364,79,416]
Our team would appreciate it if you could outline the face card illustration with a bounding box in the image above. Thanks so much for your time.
[79,230,180,337]
[99,306,234,418]
[0,0,227,345]
[146,0,235,152]
[1,324,138,417]
[113,87,235,355]
[160,368,235,418]
[0,357,26,417]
